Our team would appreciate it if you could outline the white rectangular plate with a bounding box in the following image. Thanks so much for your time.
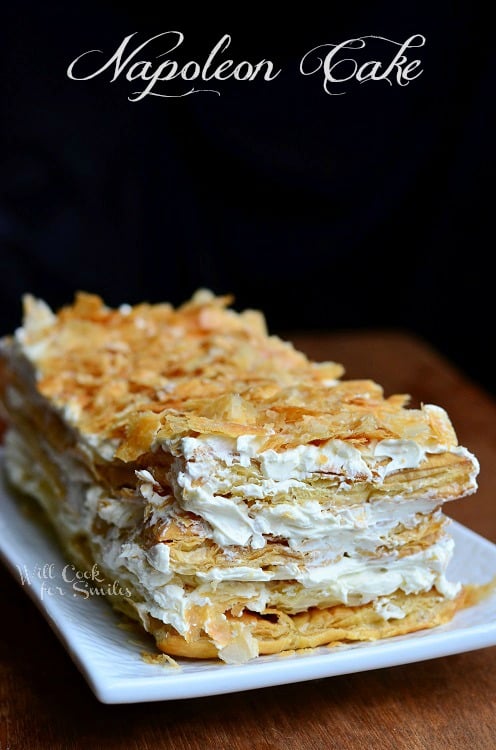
[1,469,495,704]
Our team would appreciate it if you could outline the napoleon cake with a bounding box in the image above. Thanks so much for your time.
[0,291,479,663]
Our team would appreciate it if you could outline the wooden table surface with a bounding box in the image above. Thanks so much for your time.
[0,330,495,750]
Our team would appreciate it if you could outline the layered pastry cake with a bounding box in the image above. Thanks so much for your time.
[0,291,479,663]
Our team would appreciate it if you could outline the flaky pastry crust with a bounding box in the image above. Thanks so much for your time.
[0,290,482,664]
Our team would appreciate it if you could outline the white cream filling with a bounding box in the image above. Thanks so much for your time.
[4,427,461,645]
[193,534,456,588]
[124,535,458,632]
[141,433,478,550]
[373,597,406,621]
[174,432,454,482]
[143,467,444,554]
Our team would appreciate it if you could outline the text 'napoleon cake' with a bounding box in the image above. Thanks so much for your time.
[0,291,480,663]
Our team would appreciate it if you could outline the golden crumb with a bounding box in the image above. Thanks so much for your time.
[11,291,459,463]
[141,651,181,669]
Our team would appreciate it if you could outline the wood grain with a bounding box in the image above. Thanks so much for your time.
[1,331,495,750]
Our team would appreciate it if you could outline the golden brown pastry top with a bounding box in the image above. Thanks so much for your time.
[3,290,459,462]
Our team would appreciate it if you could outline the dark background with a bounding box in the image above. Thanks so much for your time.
[1,4,493,392]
